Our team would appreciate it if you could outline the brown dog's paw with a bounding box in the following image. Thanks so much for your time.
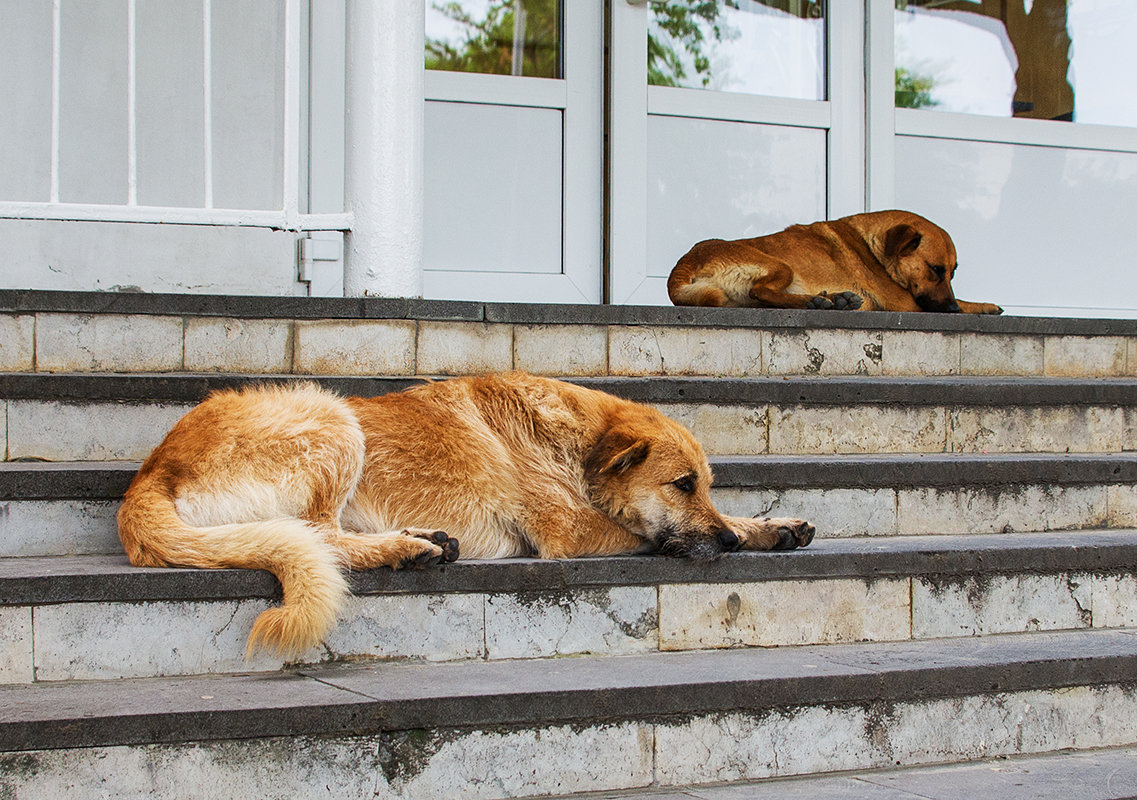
[807,291,862,310]
[770,519,815,551]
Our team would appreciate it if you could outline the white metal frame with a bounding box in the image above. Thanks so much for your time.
[1,0,350,234]
[420,1,604,303]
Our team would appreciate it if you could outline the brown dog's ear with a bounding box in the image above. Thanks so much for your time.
[884,224,923,259]
[584,429,650,477]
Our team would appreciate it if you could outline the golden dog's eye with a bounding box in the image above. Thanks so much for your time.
[672,476,696,493]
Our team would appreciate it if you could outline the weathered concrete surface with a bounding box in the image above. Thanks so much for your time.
[35,312,184,372]
[513,324,607,376]
[184,317,292,374]
[0,315,34,371]
[293,319,416,375]
[416,321,513,375]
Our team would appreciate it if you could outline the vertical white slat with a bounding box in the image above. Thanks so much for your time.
[826,0,866,219]
[202,0,213,208]
[126,0,137,206]
[282,0,301,223]
[866,0,896,211]
[50,0,61,203]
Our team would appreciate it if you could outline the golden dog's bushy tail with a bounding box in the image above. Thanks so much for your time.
[117,484,348,659]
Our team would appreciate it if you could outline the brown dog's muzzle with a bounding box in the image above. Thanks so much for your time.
[915,294,961,313]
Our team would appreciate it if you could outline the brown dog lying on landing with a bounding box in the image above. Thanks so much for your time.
[668,210,1003,314]
[118,372,814,657]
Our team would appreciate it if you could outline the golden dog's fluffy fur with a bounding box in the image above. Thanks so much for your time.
[118,372,814,657]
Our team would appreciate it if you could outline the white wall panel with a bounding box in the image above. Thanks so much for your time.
[136,0,205,208]
[646,115,826,287]
[0,0,53,201]
[424,101,562,275]
[211,0,285,210]
[896,135,1137,318]
[59,0,128,204]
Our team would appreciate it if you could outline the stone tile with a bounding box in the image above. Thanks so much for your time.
[763,329,883,376]
[416,321,513,375]
[898,485,1108,535]
[35,312,184,372]
[656,404,768,456]
[609,326,763,376]
[1107,484,1137,528]
[323,593,485,662]
[0,735,380,800]
[32,599,287,680]
[912,573,1091,638]
[1126,408,1137,452]
[959,334,1044,376]
[1129,337,1137,376]
[768,405,947,455]
[485,587,657,659]
[1,402,6,460]
[949,406,1125,454]
[711,487,898,538]
[7,400,192,461]
[0,314,34,371]
[513,324,607,376]
[881,331,959,376]
[378,722,654,800]
[0,606,33,683]
[184,317,292,373]
[1045,335,1128,377]
[659,579,910,650]
[1090,574,1137,628]
[0,499,121,557]
[293,319,415,375]
[654,706,879,786]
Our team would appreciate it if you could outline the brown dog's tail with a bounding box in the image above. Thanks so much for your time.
[117,482,349,659]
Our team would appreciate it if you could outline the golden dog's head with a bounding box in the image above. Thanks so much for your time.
[584,411,738,560]
[877,214,961,313]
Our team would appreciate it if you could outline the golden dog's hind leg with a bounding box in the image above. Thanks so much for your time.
[724,515,815,551]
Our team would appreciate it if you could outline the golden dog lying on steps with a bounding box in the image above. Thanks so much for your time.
[118,372,814,657]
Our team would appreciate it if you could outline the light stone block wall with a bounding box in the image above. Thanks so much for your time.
[324,594,486,662]
[912,574,1091,638]
[293,319,416,375]
[416,322,513,375]
[881,331,960,375]
[656,403,768,456]
[6,400,193,461]
[35,313,184,372]
[609,326,763,376]
[184,318,292,373]
[1108,484,1137,528]
[959,333,1044,376]
[658,579,910,649]
[897,485,1109,535]
[947,406,1126,454]
[0,315,34,371]
[0,606,33,683]
[711,487,898,538]
[1045,336,1128,377]
[513,324,607,376]
[1128,337,1137,376]
[768,405,948,455]
[763,329,882,376]
[0,499,121,557]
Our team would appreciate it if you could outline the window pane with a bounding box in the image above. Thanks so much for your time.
[648,1,825,100]
[425,0,561,79]
[895,0,1137,128]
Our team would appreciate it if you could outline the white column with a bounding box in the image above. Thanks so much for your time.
[344,0,424,297]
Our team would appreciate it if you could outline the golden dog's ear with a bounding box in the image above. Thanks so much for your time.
[584,429,650,477]
[884,224,923,259]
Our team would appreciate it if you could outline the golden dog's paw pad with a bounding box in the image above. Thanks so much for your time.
[400,529,460,565]
[774,520,815,550]
[807,291,862,310]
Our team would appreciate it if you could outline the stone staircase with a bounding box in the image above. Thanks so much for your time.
[2,289,1137,798]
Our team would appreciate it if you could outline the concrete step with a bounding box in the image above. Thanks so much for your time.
[4,531,1137,683]
[3,289,1135,380]
[4,373,1136,461]
[548,746,1137,799]
[5,454,1137,557]
[3,629,1137,798]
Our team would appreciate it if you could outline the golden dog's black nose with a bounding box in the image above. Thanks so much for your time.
[717,528,740,551]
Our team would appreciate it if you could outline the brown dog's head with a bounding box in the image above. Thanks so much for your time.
[877,214,961,313]
[584,411,738,560]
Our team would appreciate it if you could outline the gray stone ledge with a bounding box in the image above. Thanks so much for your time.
[6,454,1137,501]
[2,629,1136,752]
[3,531,1137,606]
[4,373,1137,406]
[4,289,1137,335]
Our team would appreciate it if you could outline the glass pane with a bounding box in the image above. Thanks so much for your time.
[425,0,561,79]
[647,0,825,100]
[895,0,1137,128]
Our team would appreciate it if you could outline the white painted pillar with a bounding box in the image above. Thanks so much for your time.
[343,0,424,297]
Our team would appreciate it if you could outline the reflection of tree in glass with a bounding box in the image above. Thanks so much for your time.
[895,67,938,108]
[426,1,559,79]
[649,1,733,88]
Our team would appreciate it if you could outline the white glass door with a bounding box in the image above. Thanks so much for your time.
[608,1,865,305]
[422,1,603,303]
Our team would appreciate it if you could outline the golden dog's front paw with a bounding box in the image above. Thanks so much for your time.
[727,516,815,552]
[395,529,460,568]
